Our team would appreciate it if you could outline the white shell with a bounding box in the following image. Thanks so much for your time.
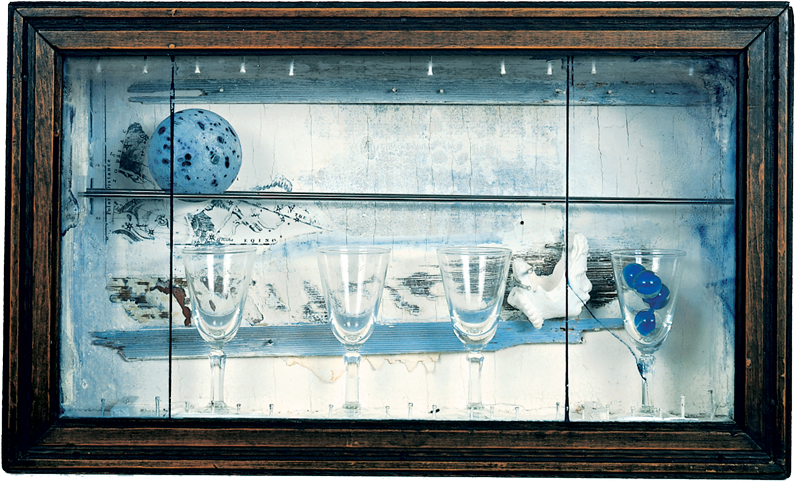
[507,233,592,329]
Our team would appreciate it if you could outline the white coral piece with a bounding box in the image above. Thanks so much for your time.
[507,233,592,329]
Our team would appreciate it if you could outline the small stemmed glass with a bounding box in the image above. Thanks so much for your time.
[317,246,391,413]
[610,249,686,417]
[183,245,257,414]
[437,246,512,415]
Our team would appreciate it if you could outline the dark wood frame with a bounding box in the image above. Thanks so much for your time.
[4,2,791,476]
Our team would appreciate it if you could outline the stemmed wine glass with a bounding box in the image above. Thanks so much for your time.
[183,245,257,414]
[437,246,512,414]
[317,246,391,412]
[610,249,686,417]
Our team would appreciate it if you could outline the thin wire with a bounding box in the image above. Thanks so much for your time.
[564,56,571,422]
[567,281,637,360]
[167,57,175,418]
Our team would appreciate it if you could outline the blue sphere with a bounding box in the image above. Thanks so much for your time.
[646,284,671,310]
[622,263,645,289]
[635,310,656,336]
[147,109,242,194]
[634,270,662,298]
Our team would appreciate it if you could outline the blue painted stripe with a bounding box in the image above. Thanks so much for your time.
[92,318,624,361]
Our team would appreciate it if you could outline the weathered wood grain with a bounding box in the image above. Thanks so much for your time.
[741,11,793,465]
[127,78,710,106]
[16,6,788,19]
[28,421,781,475]
[37,421,763,451]
[744,27,767,453]
[40,29,763,51]
[30,30,59,449]
[4,10,25,461]
[774,9,791,469]
[1,459,787,477]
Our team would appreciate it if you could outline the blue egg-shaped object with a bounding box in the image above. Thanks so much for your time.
[622,263,645,289]
[646,284,671,310]
[634,310,656,336]
[633,270,662,298]
[147,109,242,194]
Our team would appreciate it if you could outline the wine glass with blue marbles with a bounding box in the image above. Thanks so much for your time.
[610,249,686,417]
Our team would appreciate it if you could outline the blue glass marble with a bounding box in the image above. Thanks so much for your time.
[634,310,656,336]
[646,284,670,310]
[633,270,662,298]
[622,263,645,289]
[147,109,242,194]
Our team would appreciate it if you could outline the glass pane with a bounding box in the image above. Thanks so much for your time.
[132,54,571,197]
[60,56,173,417]
[166,200,566,419]
[162,53,568,419]
[568,56,736,421]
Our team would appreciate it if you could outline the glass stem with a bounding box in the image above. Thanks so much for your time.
[209,349,227,409]
[343,351,361,410]
[467,351,484,410]
[637,354,656,413]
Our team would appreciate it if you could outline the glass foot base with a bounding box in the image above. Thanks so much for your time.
[637,407,659,417]
[341,402,362,419]
[615,406,664,421]
[467,407,491,420]
[203,401,230,414]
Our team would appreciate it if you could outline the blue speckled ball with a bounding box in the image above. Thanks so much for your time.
[147,109,242,194]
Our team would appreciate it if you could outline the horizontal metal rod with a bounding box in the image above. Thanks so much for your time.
[570,197,735,205]
[81,189,735,205]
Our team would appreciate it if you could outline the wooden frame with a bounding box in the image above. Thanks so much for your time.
[4,2,791,476]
